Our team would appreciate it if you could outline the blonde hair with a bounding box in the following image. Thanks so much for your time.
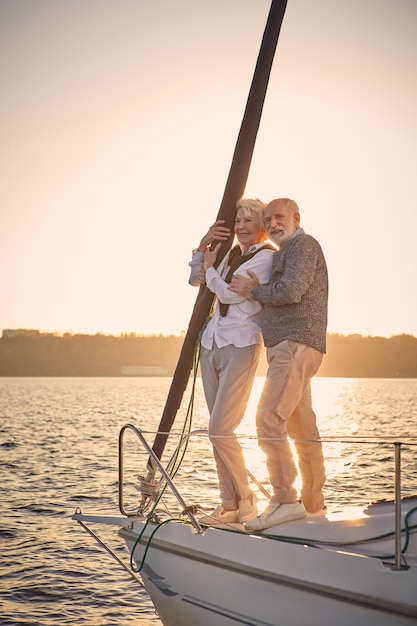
[236,197,267,231]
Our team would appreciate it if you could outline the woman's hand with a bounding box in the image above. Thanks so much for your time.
[204,242,221,270]
[198,220,231,252]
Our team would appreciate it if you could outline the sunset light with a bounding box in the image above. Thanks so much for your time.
[1,0,416,338]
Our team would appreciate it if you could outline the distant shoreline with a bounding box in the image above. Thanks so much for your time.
[1,331,416,378]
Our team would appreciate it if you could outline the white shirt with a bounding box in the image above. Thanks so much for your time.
[189,244,275,350]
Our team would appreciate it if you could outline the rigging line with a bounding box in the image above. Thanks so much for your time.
[161,332,203,482]
[132,336,203,523]
[76,518,145,587]
[138,430,417,446]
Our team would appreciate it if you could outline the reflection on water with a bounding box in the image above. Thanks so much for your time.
[0,376,416,625]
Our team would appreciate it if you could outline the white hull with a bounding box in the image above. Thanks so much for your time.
[73,425,417,626]
[114,498,417,626]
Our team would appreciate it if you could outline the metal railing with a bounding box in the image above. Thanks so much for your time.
[394,442,403,570]
[118,424,408,568]
[118,423,204,534]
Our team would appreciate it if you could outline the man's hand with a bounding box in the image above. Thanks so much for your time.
[230,270,259,299]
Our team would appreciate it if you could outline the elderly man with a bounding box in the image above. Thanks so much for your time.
[230,198,328,530]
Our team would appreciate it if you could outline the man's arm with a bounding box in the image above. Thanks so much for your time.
[230,236,321,306]
[253,236,320,306]
[229,271,259,299]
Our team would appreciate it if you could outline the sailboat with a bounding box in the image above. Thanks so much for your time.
[73,2,417,624]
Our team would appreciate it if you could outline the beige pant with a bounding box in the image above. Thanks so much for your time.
[256,340,326,513]
[201,342,261,509]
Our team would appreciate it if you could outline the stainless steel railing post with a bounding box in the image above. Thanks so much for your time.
[118,423,203,533]
[394,441,402,570]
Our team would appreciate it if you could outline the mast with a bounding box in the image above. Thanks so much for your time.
[151,0,288,463]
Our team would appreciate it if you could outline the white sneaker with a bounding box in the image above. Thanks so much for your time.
[238,493,258,523]
[307,507,327,517]
[245,501,306,531]
[199,505,239,525]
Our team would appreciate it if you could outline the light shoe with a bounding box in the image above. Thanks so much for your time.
[238,492,258,523]
[199,505,239,525]
[307,506,327,517]
[245,501,306,531]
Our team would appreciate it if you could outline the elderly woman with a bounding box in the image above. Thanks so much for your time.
[189,198,274,525]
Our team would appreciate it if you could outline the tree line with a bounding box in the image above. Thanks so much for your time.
[0,331,416,377]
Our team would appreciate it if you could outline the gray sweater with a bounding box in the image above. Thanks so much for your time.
[252,230,328,353]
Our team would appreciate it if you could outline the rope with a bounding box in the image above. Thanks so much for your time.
[130,517,185,573]
[237,505,417,563]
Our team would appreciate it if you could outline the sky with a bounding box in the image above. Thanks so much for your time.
[1,0,416,338]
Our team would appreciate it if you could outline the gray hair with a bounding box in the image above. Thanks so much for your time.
[270,197,300,215]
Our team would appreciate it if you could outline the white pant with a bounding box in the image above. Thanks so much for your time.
[201,342,261,509]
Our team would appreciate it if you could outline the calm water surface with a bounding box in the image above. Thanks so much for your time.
[1,377,416,625]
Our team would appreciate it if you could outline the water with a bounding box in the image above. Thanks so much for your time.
[1,377,416,625]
